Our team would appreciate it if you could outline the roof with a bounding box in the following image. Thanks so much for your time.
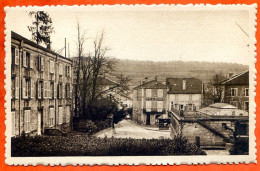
[133,79,166,90]
[96,77,118,86]
[166,77,202,94]
[197,103,248,117]
[220,70,249,85]
[11,31,72,62]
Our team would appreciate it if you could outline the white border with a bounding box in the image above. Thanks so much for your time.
[4,4,257,165]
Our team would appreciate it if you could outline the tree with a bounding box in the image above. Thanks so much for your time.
[212,73,226,103]
[28,11,54,49]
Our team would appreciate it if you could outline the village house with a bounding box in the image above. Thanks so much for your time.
[132,77,167,125]
[166,77,202,112]
[170,103,249,148]
[215,70,249,111]
[11,31,73,137]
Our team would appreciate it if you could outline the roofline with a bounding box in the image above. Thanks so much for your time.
[220,70,249,85]
[11,31,72,62]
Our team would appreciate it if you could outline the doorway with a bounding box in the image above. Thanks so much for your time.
[146,114,150,125]
[37,109,43,135]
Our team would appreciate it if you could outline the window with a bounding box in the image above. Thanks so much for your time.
[146,89,151,97]
[230,88,238,96]
[22,78,30,99]
[23,51,30,68]
[49,60,54,74]
[37,81,43,99]
[66,65,71,77]
[30,55,33,69]
[50,82,54,99]
[24,110,30,133]
[244,101,249,111]
[59,63,63,76]
[58,107,63,124]
[157,101,163,112]
[58,83,63,99]
[157,89,163,98]
[146,101,151,112]
[11,47,15,65]
[14,48,19,65]
[11,78,15,99]
[171,102,174,111]
[49,108,55,127]
[245,88,249,97]
[183,79,186,90]
[11,111,15,136]
[222,123,227,130]
[37,55,44,71]
[30,80,34,99]
[43,81,48,99]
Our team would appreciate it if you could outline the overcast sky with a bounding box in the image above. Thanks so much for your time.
[8,6,251,65]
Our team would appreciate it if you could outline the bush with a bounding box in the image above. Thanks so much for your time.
[229,137,249,155]
[77,120,97,133]
[11,134,206,156]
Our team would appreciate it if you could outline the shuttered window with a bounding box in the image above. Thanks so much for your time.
[24,110,30,133]
[23,51,27,67]
[58,107,63,124]
[40,57,44,71]
[146,101,151,112]
[157,101,163,112]
[245,88,249,97]
[22,78,29,99]
[15,48,19,65]
[59,63,63,75]
[37,81,43,99]
[157,89,163,98]
[50,60,54,74]
[30,55,33,69]
[146,89,151,97]
[11,78,15,99]
[49,108,55,127]
[30,80,34,99]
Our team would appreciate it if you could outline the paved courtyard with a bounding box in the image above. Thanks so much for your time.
[95,119,171,139]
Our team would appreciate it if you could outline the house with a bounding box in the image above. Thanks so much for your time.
[215,70,249,111]
[166,78,202,112]
[170,103,249,148]
[11,31,73,137]
[132,77,167,125]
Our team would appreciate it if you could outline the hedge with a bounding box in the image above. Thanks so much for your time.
[12,134,206,156]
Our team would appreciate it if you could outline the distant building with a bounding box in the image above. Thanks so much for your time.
[166,78,202,112]
[216,70,249,111]
[132,77,167,125]
[170,103,249,147]
[11,32,73,137]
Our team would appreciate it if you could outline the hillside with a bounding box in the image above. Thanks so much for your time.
[110,58,248,87]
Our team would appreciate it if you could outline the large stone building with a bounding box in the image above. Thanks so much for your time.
[170,103,248,147]
[132,77,167,125]
[216,70,249,111]
[166,78,202,112]
[11,31,73,137]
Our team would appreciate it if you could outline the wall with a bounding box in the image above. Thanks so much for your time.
[11,37,73,137]
[168,94,202,111]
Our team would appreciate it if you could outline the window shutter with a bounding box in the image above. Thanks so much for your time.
[37,55,40,71]
[59,107,63,124]
[229,89,232,96]
[30,55,33,69]
[70,66,72,78]
[41,57,44,71]
[15,48,19,65]
[43,81,47,99]
[70,84,72,98]
[23,51,27,67]
[30,80,34,99]
[22,78,25,99]
[47,82,50,99]
[15,77,19,99]
[54,83,57,99]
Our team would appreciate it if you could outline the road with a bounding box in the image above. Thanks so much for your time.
[94,119,171,139]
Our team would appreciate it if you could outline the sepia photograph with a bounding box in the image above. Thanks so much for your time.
[4,4,256,165]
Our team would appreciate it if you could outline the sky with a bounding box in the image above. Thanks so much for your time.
[8,6,252,65]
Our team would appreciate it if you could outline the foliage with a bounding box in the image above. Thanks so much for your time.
[28,11,54,49]
[75,119,110,134]
[229,137,249,155]
[11,134,206,156]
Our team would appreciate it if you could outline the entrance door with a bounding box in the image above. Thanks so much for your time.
[244,102,249,112]
[195,136,200,147]
[37,110,44,135]
[146,114,150,125]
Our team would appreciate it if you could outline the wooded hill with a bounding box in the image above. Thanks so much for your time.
[110,58,248,87]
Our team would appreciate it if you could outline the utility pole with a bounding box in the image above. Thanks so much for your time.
[65,38,67,57]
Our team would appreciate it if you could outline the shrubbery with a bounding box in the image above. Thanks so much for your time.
[11,134,206,156]
[76,120,110,134]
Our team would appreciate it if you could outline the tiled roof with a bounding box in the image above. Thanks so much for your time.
[133,80,166,90]
[220,70,249,85]
[166,77,202,94]
[96,77,118,86]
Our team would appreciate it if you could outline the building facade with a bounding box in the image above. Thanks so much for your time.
[219,70,249,111]
[170,103,249,147]
[132,78,167,125]
[166,78,202,112]
[11,32,73,137]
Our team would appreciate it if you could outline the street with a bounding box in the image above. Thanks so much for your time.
[94,119,171,139]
